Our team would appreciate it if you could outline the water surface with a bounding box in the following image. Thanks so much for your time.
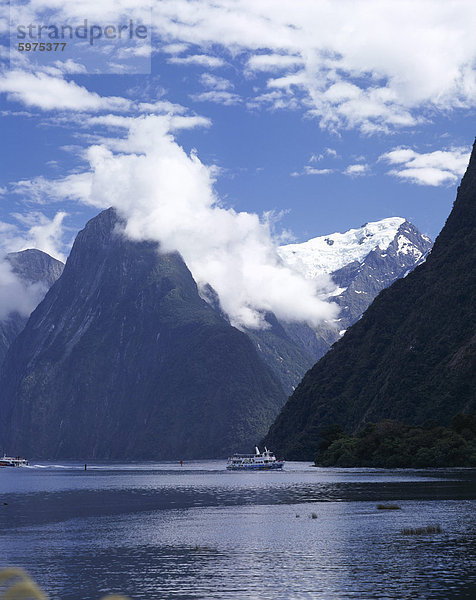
[1,461,475,599]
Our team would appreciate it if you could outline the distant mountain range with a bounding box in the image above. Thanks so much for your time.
[0,209,433,459]
[0,250,64,366]
[264,141,476,460]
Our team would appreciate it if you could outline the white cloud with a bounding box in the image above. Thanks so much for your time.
[309,153,324,163]
[168,54,226,68]
[87,113,211,134]
[291,167,334,177]
[161,43,189,55]
[344,163,369,176]
[0,211,68,261]
[82,115,337,329]
[380,147,471,186]
[150,0,476,132]
[0,210,68,319]
[51,60,88,75]
[199,73,234,91]
[190,90,241,105]
[0,70,131,112]
[7,1,476,131]
[246,54,304,72]
[0,259,50,321]
[138,100,188,114]
[10,173,92,205]
[247,89,301,111]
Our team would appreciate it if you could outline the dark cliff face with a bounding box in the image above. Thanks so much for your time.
[0,250,64,366]
[264,140,476,460]
[0,208,286,459]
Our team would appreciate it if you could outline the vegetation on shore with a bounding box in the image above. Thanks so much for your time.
[314,414,476,468]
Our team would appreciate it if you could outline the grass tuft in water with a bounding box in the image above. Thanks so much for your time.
[311,513,318,519]
[401,524,442,535]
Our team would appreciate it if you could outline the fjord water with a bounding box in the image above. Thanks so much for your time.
[1,462,475,600]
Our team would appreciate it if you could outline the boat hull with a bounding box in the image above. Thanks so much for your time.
[0,457,29,467]
[226,462,284,471]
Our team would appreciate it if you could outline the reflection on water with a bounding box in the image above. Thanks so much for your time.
[1,462,475,599]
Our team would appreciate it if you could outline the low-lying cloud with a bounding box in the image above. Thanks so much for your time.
[0,211,68,261]
[0,259,48,321]
[84,115,338,329]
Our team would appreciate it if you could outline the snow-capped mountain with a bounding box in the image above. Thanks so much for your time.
[278,217,433,340]
[278,217,431,280]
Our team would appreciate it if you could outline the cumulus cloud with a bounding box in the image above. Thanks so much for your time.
[82,115,337,329]
[7,1,476,131]
[151,0,476,132]
[344,163,370,177]
[380,147,471,186]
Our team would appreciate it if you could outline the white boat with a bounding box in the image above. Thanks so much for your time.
[0,455,29,467]
[227,446,284,470]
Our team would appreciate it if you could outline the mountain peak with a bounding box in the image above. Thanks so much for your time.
[6,249,64,287]
[278,217,425,278]
[0,207,287,459]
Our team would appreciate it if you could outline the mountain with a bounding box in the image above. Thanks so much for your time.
[5,249,64,288]
[0,209,287,459]
[0,250,64,366]
[264,142,476,460]
[278,217,432,337]
[199,284,317,395]
[199,218,432,397]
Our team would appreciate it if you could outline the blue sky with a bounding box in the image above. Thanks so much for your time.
[0,1,475,327]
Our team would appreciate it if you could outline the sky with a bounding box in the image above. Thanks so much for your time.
[0,0,475,328]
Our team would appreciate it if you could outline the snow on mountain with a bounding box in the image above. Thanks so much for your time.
[278,217,417,278]
[275,217,433,357]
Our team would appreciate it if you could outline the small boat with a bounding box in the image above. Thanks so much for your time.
[227,446,284,470]
[0,455,29,467]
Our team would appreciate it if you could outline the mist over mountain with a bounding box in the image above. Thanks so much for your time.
[197,218,432,396]
[0,249,64,366]
[264,142,476,460]
[0,209,287,459]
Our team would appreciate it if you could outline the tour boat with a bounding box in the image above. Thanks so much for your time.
[226,446,284,470]
[0,455,29,467]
